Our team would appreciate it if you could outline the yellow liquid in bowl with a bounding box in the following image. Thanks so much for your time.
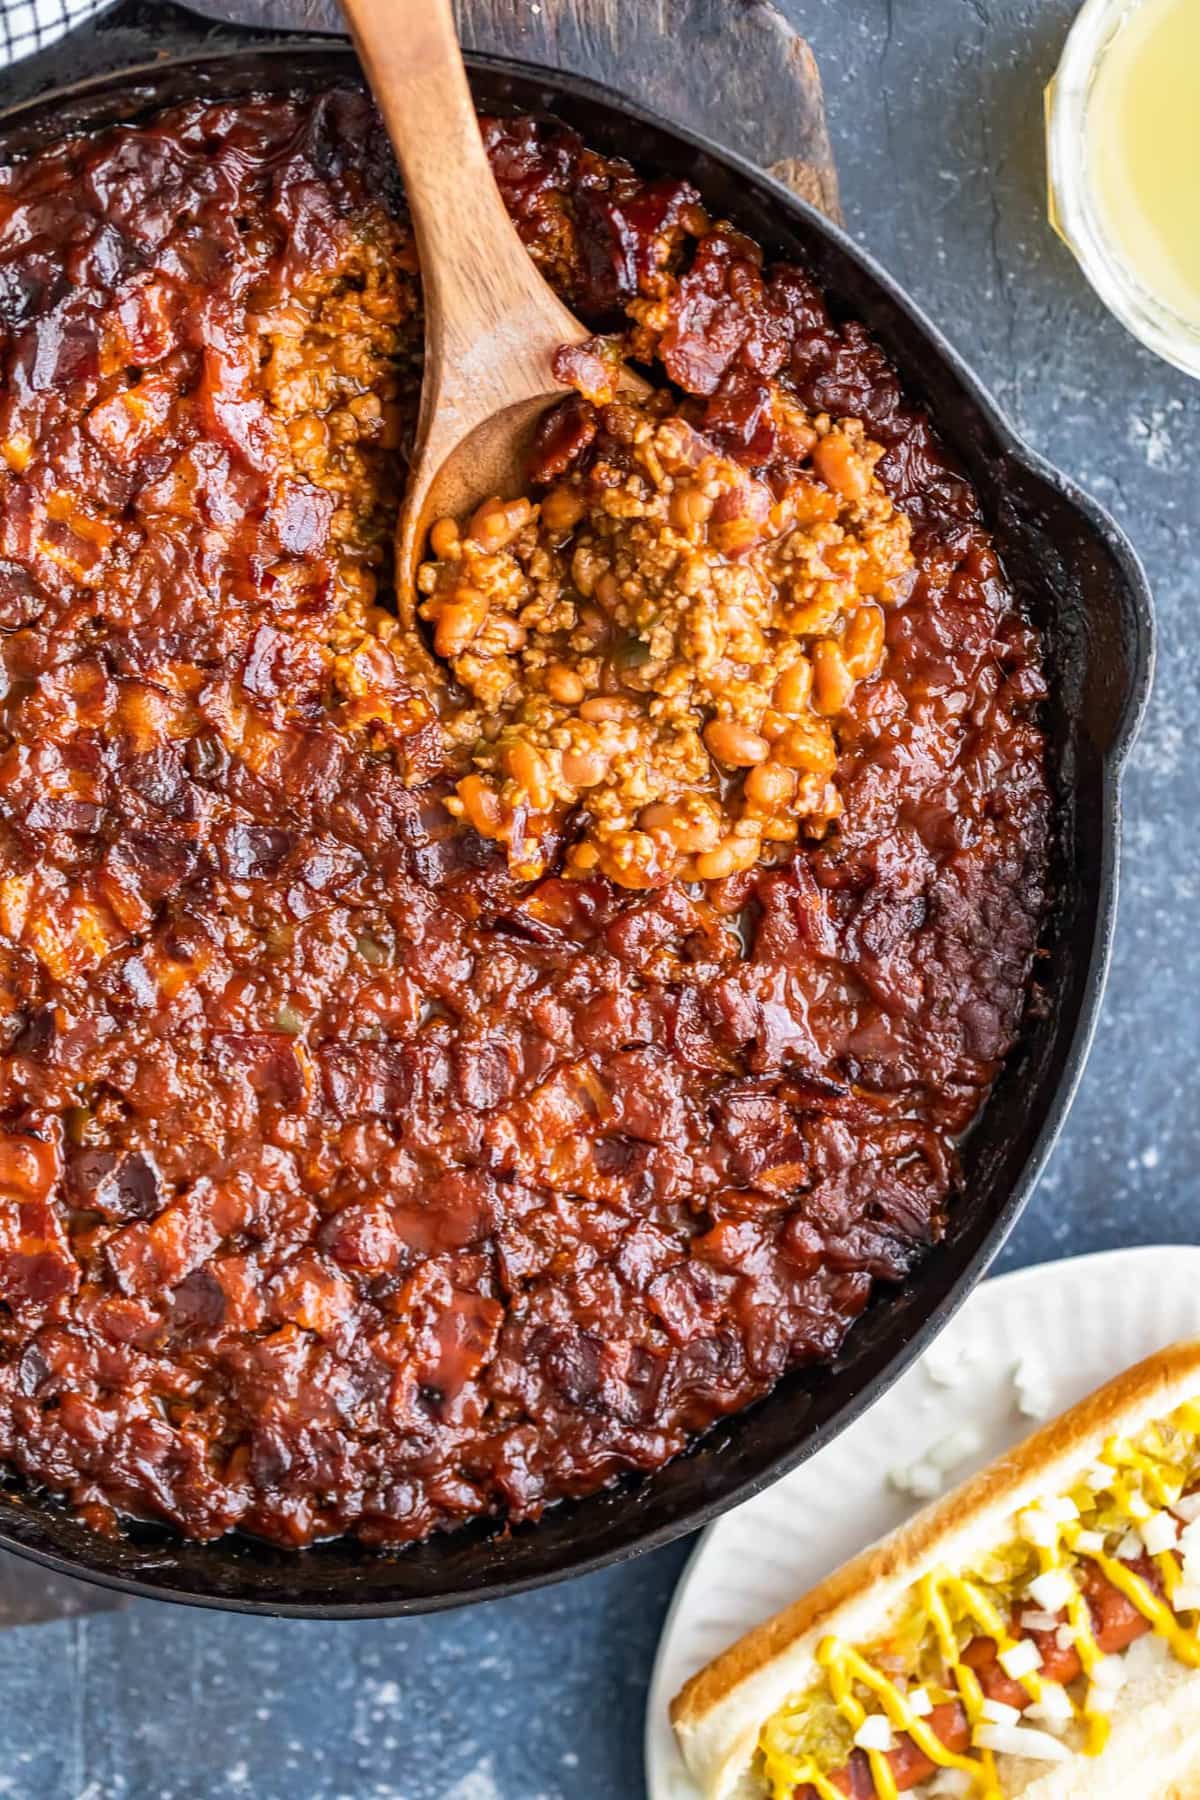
[1086,0,1200,326]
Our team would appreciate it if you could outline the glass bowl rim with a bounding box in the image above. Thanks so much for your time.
[1047,0,1200,379]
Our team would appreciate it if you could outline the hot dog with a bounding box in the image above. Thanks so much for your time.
[671,1341,1200,1800]
[793,1561,1159,1799]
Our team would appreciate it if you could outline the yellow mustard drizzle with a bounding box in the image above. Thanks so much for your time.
[758,1702,846,1800]
[1156,1547,1182,1601]
[763,1752,845,1800]
[1062,1524,1200,1667]
[920,1575,1000,1790]
[951,1575,1047,1702]
[957,1683,1001,1798]
[793,1768,845,1800]
[821,1596,1002,1798]
[1051,1550,1109,1756]
[755,1407,1200,1800]
[1083,1707,1111,1757]
[830,1635,988,1785]
[819,1643,899,1800]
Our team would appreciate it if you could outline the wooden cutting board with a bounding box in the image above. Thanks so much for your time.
[461,0,841,220]
[160,0,842,222]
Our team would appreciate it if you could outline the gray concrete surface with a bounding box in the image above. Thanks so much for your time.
[0,2,1196,1795]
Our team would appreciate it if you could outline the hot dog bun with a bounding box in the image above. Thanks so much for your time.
[670,1339,1200,1800]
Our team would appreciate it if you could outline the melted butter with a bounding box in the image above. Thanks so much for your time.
[756,1403,1200,1797]
[1086,0,1200,325]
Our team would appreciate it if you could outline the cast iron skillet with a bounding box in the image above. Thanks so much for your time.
[0,37,1154,1617]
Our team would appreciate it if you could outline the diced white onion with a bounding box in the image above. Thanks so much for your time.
[973,1723,1071,1763]
[1126,1491,1153,1523]
[853,1713,895,1752]
[1179,1516,1200,1549]
[887,1458,943,1500]
[1074,1528,1106,1553]
[1028,1711,1071,1738]
[1173,1492,1200,1524]
[1028,1568,1075,1612]
[1044,1495,1080,1523]
[906,1686,933,1718]
[1019,1609,1061,1634]
[1018,1507,1058,1548]
[1140,1510,1179,1554]
[1025,1681,1073,1724]
[923,1341,974,1389]
[928,1773,973,1798]
[1012,1353,1055,1420]
[928,1424,985,1472]
[1116,1530,1143,1560]
[999,1638,1043,1680]
[980,1698,1021,1727]
[1055,1623,1077,1650]
[1171,1583,1200,1613]
[1086,1461,1114,1489]
[1091,1653,1126,1691]
[1086,1683,1115,1715]
[888,1424,984,1499]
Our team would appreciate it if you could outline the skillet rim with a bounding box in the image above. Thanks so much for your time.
[0,39,1155,1616]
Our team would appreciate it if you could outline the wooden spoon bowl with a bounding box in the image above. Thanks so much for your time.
[340,0,648,670]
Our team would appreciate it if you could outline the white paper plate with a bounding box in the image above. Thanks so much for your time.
[644,1244,1200,1800]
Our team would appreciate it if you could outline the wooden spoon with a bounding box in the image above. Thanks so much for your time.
[340,0,647,637]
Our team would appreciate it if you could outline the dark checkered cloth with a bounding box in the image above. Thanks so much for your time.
[0,0,109,66]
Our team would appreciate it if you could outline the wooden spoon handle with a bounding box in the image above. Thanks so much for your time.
[340,0,583,390]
